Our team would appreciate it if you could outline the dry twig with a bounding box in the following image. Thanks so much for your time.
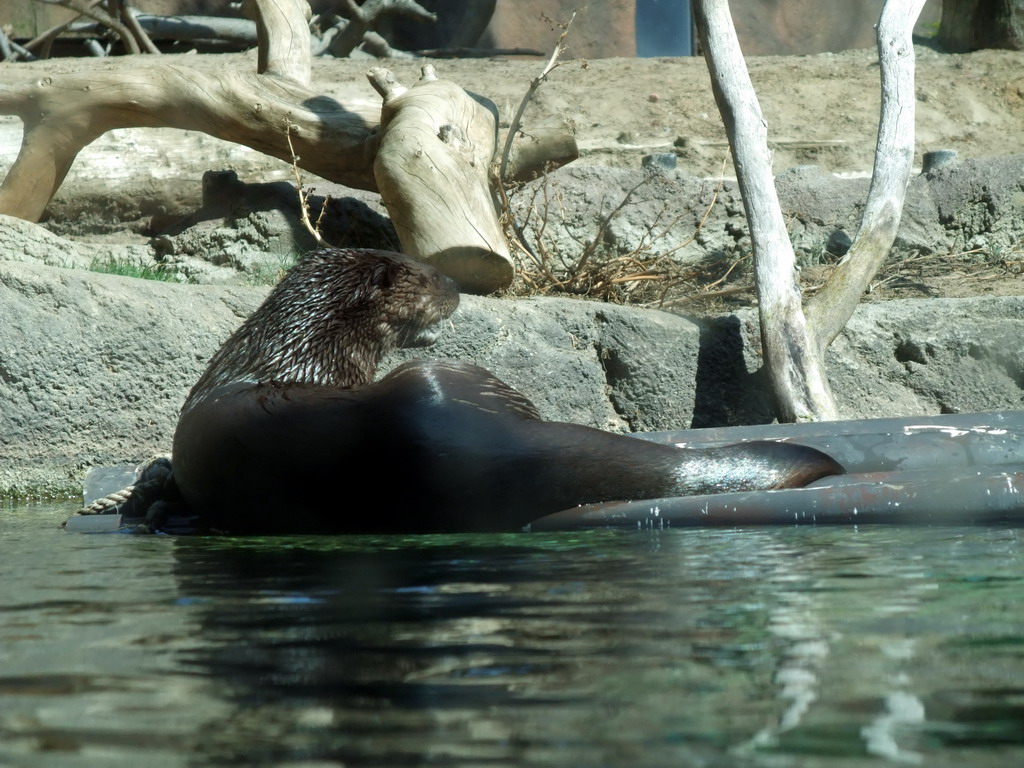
[286,124,333,248]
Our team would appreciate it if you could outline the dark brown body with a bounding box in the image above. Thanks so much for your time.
[170,248,842,534]
[173,359,843,534]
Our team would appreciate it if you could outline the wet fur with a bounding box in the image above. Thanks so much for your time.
[183,248,459,408]
[172,248,843,534]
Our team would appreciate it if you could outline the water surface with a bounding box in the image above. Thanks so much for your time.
[2,501,1023,767]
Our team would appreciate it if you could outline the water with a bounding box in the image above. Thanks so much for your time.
[3,501,1024,767]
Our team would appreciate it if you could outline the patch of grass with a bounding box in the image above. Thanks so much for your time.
[245,250,302,286]
[89,256,183,282]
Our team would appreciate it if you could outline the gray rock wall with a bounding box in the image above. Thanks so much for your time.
[510,155,1024,276]
[2,259,1022,499]
[0,262,263,496]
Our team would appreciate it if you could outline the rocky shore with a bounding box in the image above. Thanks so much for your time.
[2,248,1022,498]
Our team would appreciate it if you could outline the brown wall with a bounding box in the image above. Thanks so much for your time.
[2,0,943,57]
[732,0,942,55]
[484,1,636,59]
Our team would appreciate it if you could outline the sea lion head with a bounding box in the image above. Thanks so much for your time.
[379,255,461,350]
[185,248,460,404]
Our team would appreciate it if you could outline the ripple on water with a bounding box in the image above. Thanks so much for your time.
[1,502,1023,766]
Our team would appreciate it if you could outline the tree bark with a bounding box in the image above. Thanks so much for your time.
[693,0,924,423]
[0,0,575,293]
[370,65,512,293]
[693,0,837,423]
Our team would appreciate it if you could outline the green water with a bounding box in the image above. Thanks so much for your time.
[2,501,1023,767]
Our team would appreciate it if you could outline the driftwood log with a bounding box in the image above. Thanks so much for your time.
[369,65,512,292]
[0,0,576,293]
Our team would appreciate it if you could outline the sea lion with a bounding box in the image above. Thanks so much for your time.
[171,248,843,534]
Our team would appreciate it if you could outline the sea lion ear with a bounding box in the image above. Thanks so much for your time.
[375,258,405,291]
[352,259,392,301]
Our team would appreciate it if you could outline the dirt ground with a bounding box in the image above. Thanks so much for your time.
[21,44,1024,177]
[413,46,1024,304]
[329,45,1024,179]
[7,45,1024,301]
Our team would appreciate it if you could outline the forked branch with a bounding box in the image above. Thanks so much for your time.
[692,0,924,422]
[694,0,837,422]
[806,0,926,347]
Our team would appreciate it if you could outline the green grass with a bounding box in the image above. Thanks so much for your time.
[88,256,183,282]
[87,249,304,286]
[245,250,302,286]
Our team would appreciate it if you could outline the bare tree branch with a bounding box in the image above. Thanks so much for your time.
[694,0,837,422]
[327,0,437,58]
[115,0,162,55]
[286,124,331,247]
[806,0,926,347]
[360,29,416,58]
[498,11,576,181]
[70,15,259,47]
[23,0,105,56]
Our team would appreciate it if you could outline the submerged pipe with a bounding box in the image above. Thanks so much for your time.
[528,464,1024,531]
[634,411,1024,475]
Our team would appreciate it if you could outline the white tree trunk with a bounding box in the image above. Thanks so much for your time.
[693,0,838,422]
[693,0,924,422]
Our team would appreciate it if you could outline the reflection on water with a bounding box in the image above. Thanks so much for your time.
[2,501,1023,767]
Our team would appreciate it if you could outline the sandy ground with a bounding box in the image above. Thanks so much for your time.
[369,45,1024,176]
[3,46,1024,300]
